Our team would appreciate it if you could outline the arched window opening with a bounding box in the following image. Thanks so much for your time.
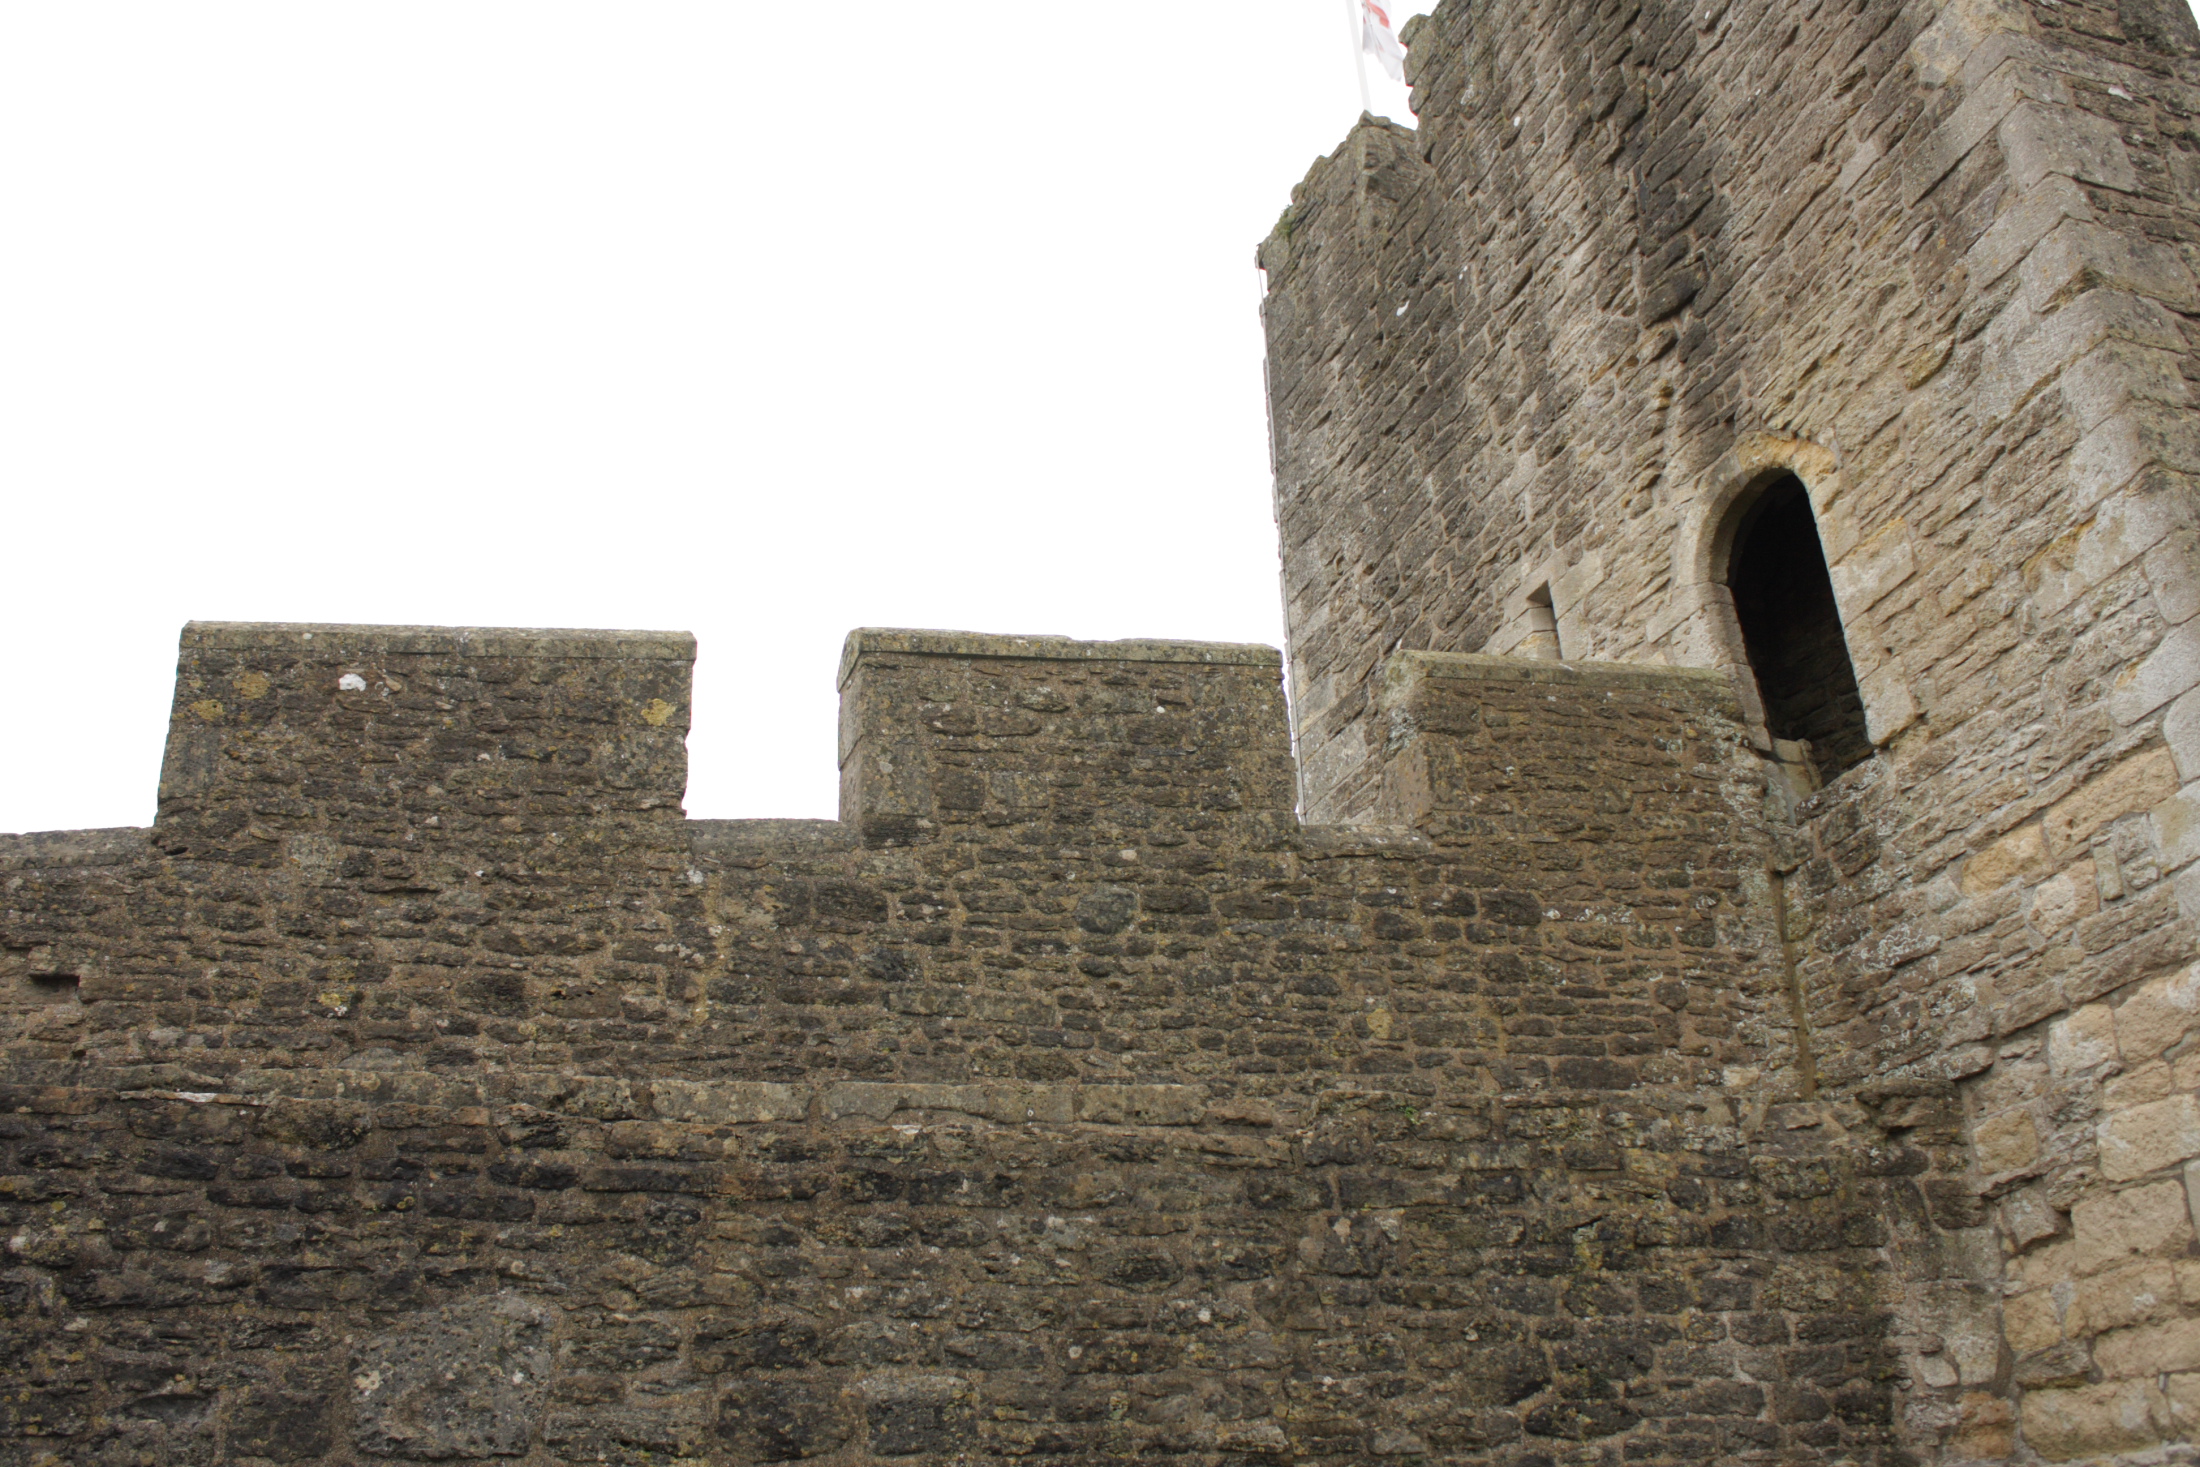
[1521,583,1561,660]
[1726,473,1872,782]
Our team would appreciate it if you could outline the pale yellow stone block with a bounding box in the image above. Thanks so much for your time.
[2045,747,2181,857]
[2178,1259,2200,1304]
[2074,1261,2179,1336]
[1975,1108,2041,1173]
[2094,1315,2200,1379]
[2023,1380,2171,1459]
[2117,964,2200,1062]
[2168,1372,2200,1433]
[2004,1289,2064,1353]
[1965,822,2051,893]
[1951,1391,2016,1462]
[2015,1238,2079,1291]
[2051,1003,2119,1075]
[2073,1180,2197,1275]
[2103,1060,2176,1108]
[2031,864,2099,931]
[2100,1094,2200,1181]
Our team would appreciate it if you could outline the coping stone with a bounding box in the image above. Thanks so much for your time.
[838,627,1282,690]
[181,620,696,661]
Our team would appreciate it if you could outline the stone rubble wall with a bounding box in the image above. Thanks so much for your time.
[1259,0,2200,1457]
[0,626,1934,1467]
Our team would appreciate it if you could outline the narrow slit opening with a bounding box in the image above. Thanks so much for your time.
[1522,583,1561,661]
[28,972,81,1003]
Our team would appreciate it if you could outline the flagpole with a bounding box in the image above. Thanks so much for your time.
[1345,0,1371,115]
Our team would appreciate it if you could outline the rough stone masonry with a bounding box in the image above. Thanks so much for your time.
[8,1,2200,1465]
[1261,0,2200,1458]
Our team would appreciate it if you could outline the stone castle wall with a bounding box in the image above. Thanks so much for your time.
[0,624,1943,1466]
[1260,0,2200,1456]
[11,1,2200,1463]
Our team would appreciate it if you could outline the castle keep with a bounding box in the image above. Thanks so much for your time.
[9,0,2200,1463]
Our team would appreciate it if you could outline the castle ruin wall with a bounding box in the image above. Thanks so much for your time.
[1260,0,2200,1457]
[0,623,1930,1466]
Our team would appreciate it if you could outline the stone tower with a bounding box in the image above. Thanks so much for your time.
[4,1,2200,1464]
[1261,0,2200,1457]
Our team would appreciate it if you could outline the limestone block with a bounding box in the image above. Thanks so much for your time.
[1075,1085,1207,1126]
[2051,1003,2118,1074]
[1968,174,2097,286]
[1216,1421,1291,1453]
[2031,866,2099,932]
[1953,1390,2019,1460]
[1829,521,1917,612]
[2099,1095,2200,1180]
[2148,529,2200,630]
[1915,1280,2015,1386]
[649,1080,809,1125]
[2166,690,2200,784]
[351,1294,553,1460]
[1860,663,1921,745]
[2105,1061,2178,1108]
[2071,490,2188,601]
[858,1374,974,1457]
[2093,1315,2200,1378]
[717,1380,849,1462]
[2021,1379,2172,1459]
[2112,624,2200,730]
[2000,103,2139,192]
[1908,58,2066,203]
[2004,1186,2066,1248]
[229,1387,337,1462]
[1975,1107,2042,1172]
[2077,405,2200,520]
[1967,823,2052,893]
[2023,220,2200,315]
[2115,964,2200,1061]
[2016,1238,2082,1291]
[1978,291,2186,431]
[2045,747,2179,856]
[2169,1372,2200,1436]
[2072,1179,2196,1273]
[1909,0,2033,89]
[2152,783,2200,875]
[2068,349,2197,446]
[2074,1261,2180,1337]
[818,1082,1076,1125]
[2004,1288,2064,1353]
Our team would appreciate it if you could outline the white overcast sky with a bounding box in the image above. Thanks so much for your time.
[11,7,2200,837]
[0,4,1428,835]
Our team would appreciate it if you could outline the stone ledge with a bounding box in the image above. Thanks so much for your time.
[0,827,151,869]
[79,1074,1231,1130]
[838,627,1281,690]
[1295,825,1436,859]
[1381,650,1732,707]
[181,620,696,661]
[689,819,857,866]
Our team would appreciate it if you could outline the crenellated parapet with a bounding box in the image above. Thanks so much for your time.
[0,622,1957,1467]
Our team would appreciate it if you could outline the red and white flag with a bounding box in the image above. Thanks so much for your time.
[1360,0,1406,82]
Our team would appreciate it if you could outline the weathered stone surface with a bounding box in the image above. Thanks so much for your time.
[2098,1092,2200,1179]
[352,1294,554,1459]
[1257,0,2200,1459]
[0,625,1896,1466]
[10,0,2200,1460]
